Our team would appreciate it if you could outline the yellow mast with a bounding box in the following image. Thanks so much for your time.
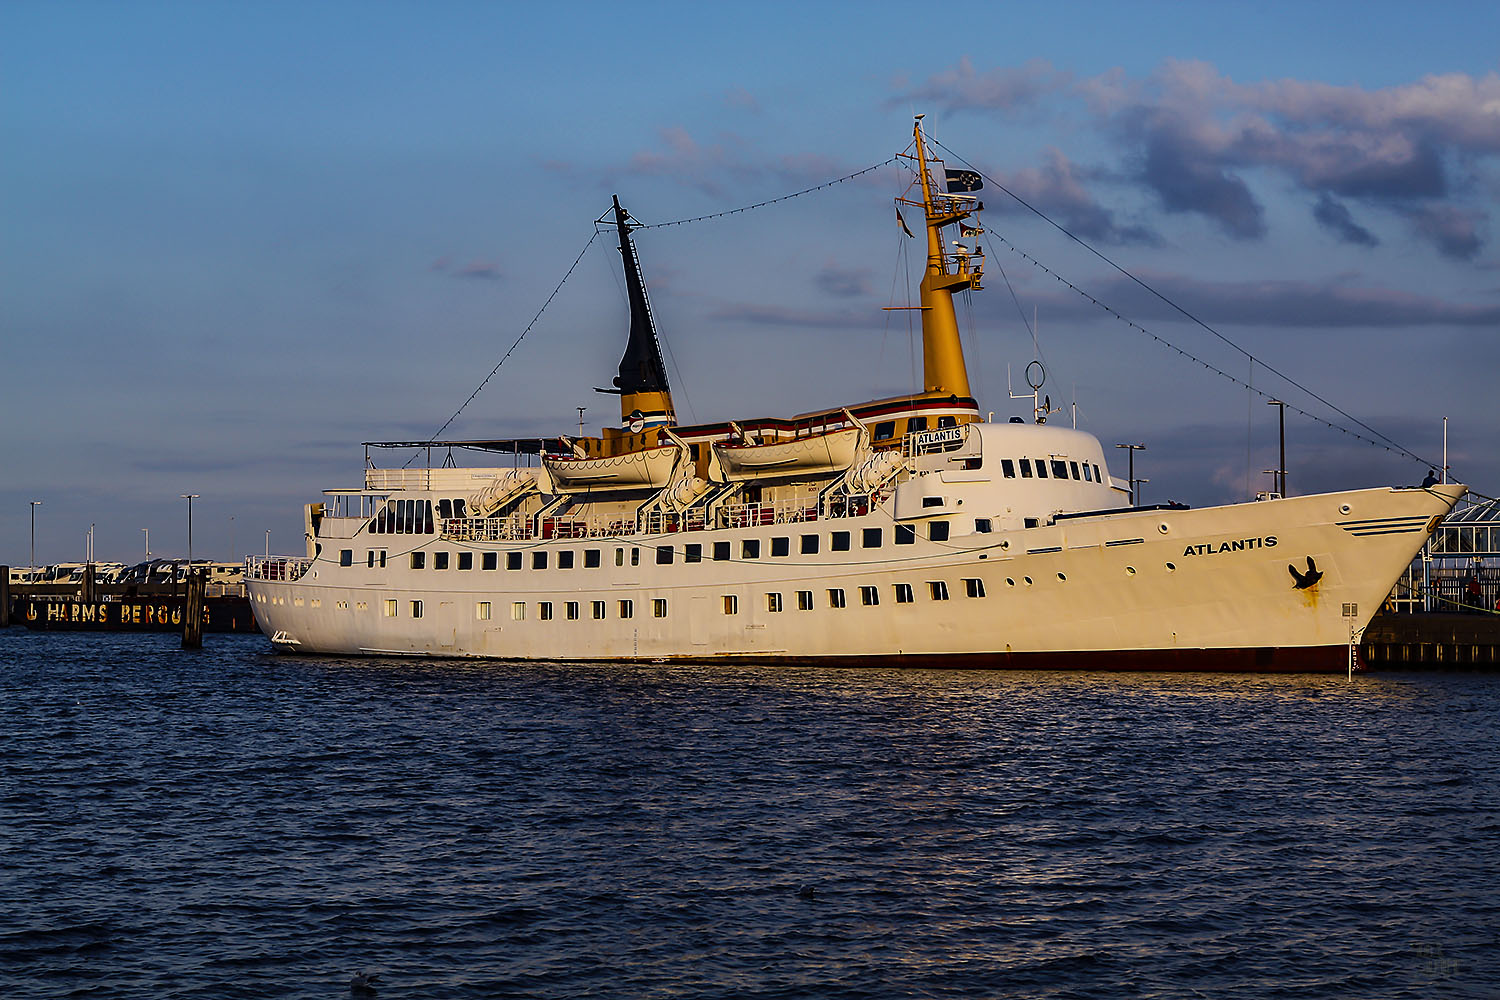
[911,116,981,398]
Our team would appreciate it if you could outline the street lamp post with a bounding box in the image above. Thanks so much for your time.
[1267,400,1287,496]
[142,527,150,559]
[1115,444,1146,506]
[29,500,42,583]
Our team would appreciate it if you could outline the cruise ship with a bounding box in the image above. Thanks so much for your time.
[247,119,1464,671]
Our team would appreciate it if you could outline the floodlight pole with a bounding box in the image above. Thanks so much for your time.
[1116,444,1146,505]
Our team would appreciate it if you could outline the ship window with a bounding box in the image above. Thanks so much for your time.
[558,550,574,569]
[615,548,625,566]
[685,543,702,563]
[434,552,449,570]
[929,581,949,600]
[828,588,846,608]
[895,525,916,545]
[690,444,701,460]
[507,551,522,570]
[797,590,814,611]
[619,599,633,619]
[908,417,928,432]
[873,421,896,441]
[379,551,387,568]
[567,601,580,620]
[1052,460,1068,479]
[1093,463,1101,482]
[766,593,783,612]
[862,528,882,548]
[653,599,668,618]
[964,578,986,598]
[801,534,819,554]
[831,531,850,552]
[423,501,435,533]
[476,601,491,620]
[922,496,943,508]
[714,541,731,561]
[1082,464,1094,482]
[975,518,993,533]
[458,552,473,570]
[860,585,879,606]
[894,583,914,604]
[585,549,601,568]
[532,551,548,570]
[656,545,674,565]
[723,595,738,615]
[538,602,552,621]
[482,552,497,570]
[340,549,352,567]
[592,600,606,619]
[511,602,525,621]
[771,537,790,557]
[367,551,375,567]
[742,539,760,559]
[1024,517,1040,529]
[454,499,466,518]
[929,521,950,542]
[1035,460,1049,479]
[1070,461,1081,480]
[938,416,957,428]
[410,552,425,570]
[384,599,397,617]
[1019,459,1033,478]
[411,600,423,618]
[631,548,640,566]
[1001,459,1016,478]
[439,499,452,519]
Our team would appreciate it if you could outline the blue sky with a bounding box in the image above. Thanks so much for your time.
[4,1,1498,565]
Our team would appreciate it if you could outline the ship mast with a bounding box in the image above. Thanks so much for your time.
[909,117,982,399]
[610,195,676,430]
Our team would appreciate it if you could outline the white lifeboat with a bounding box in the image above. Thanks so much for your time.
[714,426,862,481]
[542,444,680,490]
[467,468,542,518]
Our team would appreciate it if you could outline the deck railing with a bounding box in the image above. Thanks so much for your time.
[246,555,314,583]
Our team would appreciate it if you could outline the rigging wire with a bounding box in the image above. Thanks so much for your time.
[634,158,901,230]
[927,136,1429,466]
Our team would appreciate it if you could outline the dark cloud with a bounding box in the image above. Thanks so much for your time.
[1312,193,1378,247]
[993,148,1161,245]
[1137,118,1265,239]
[1403,203,1484,260]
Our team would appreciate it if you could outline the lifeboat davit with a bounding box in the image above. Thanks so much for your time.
[714,426,862,481]
[542,444,680,490]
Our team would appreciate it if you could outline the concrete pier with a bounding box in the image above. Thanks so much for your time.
[1363,612,1500,670]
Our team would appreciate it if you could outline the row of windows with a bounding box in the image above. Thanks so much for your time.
[341,521,985,572]
[753,579,985,611]
[999,458,1101,484]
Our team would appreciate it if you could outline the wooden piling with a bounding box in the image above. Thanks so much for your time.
[182,569,204,649]
[80,562,95,604]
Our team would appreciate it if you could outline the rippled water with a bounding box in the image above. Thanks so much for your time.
[2,631,1497,999]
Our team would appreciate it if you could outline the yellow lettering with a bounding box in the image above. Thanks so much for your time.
[171,609,182,625]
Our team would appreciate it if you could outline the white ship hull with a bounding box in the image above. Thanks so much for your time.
[248,477,1463,672]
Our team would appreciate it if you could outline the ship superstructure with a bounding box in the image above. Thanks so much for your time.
[247,120,1464,670]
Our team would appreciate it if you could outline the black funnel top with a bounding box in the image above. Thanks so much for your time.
[612,195,671,396]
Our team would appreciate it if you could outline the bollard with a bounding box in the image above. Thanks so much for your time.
[182,569,205,649]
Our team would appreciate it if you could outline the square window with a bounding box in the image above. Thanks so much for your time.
[831,531,850,552]
[723,594,739,614]
[384,599,397,617]
[929,521,950,542]
[585,549,601,568]
[434,551,449,570]
[653,598,668,618]
[567,601,580,620]
[592,600,606,619]
[656,545,674,565]
[873,420,896,441]
[410,551,426,570]
[828,588,846,608]
[558,550,574,569]
[458,552,473,570]
[742,539,760,559]
[895,583,914,603]
[895,524,916,545]
[685,543,702,563]
[797,590,813,610]
[411,600,424,618]
[922,496,944,508]
[339,549,353,566]
[766,593,783,612]
[713,541,731,561]
[483,552,498,570]
[619,599,633,619]
[908,416,928,432]
[539,602,553,621]
[928,581,949,600]
[964,578,986,598]
[532,551,548,570]
[860,585,879,606]
[975,518,993,533]
[771,537,790,557]
[511,602,526,621]
[507,551,522,570]
[801,534,819,554]
[862,527,882,548]
[477,601,492,620]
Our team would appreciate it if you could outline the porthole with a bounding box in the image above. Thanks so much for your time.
[1057,572,1067,582]
[1006,578,1016,587]
[1158,523,1170,534]
[1023,576,1034,586]
[1165,562,1177,572]
[1339,504,1352,515]
[1125,566,1136,576]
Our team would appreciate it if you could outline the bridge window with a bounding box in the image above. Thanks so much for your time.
[1035,460,1049,479]
[1070,461,1081,480]
[908,417,928,432]
[1019,459,1033,478]
[938,416,957,428]
[1052,460,1068,479]
[438,499,452,519]
[1082,464,1094,482]
[873,420,896,441]
[1093,463,1102,482]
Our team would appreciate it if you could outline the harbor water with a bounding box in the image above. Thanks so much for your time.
[2,631,1497,998]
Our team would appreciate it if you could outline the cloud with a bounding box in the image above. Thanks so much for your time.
[1401,203,1484,260]
[890,57,1069,114]
[724,87,761,114]
[1312,193,1378,247]
[992,148,1161,245]
[431,257,502,281]
[814,262,874,298]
